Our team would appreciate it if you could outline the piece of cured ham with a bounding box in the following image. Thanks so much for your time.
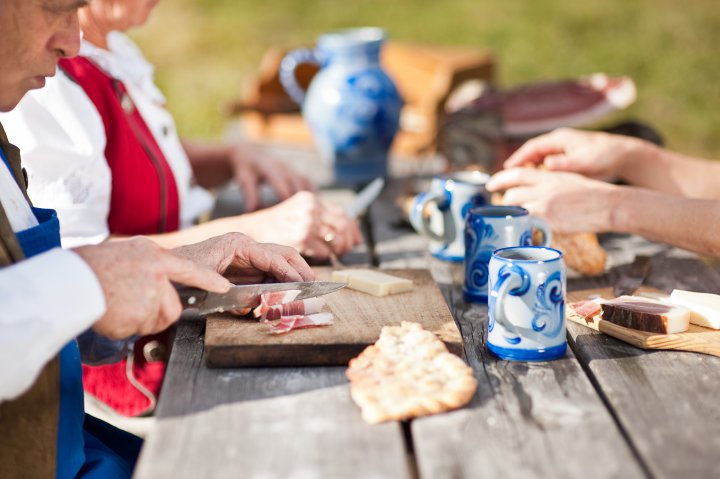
[252,290,301,318]
[270,312,334,335]
[600,296,690,334]
[569,299,603,320]
[262,297,326,321]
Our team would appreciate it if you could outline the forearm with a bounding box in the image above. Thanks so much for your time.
[118,215,257,249]
[618,141,720,198]
[182,140,233,188]
[612,187,720,256]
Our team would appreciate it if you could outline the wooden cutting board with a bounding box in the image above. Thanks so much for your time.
[567,287,720,357]
[204,268,463,368]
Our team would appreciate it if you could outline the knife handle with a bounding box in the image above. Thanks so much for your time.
[175,286,209,309]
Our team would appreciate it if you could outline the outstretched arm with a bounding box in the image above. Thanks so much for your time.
[487,167,720,256]
[128,191,363,261]
[505,128,720,198]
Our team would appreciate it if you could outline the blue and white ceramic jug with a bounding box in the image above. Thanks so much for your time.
[280,27,403,184]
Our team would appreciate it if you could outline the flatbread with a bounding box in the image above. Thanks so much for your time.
[346,322,477,424]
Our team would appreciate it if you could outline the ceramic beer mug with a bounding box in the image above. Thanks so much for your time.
[487,246,567,361]
[280,27,403,184]
[463,206,552,303]
[409,171,490,262]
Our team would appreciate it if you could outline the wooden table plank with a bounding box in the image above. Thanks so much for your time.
[568,254,720,479]
[369,179,645,478]
[134,318,412,479]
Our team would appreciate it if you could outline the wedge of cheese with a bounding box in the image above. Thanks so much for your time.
[331,269,413,297]
[669,289,720,330]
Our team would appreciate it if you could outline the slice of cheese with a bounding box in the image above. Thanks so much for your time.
[331,269,413,297]
[669,289,720,330]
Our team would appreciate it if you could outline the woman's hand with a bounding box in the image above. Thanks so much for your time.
[228,144,316,212]
[220,191,363,260]
[487,167,622,233]
[504,128,646,180]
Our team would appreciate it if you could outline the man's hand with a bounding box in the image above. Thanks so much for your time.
[229,143,316,212]
[74,238,231,340]
[172,232,315,285]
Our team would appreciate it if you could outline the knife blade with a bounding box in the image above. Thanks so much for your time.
[177,281,345,316]
[612,255,652,297]
[345,177,385,219]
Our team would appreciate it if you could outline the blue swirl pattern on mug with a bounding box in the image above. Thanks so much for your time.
[465,218,498,294]
[531,271,565,337]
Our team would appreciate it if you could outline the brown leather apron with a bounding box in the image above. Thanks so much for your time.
[0,122,59,479]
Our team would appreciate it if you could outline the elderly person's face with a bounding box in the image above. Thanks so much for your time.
[0,0,84,111]
[80,0,160,32]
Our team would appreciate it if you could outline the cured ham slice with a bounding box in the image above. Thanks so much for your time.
[601,296,690,334]
[570,299,602,319]
[263,297,326,321]
[252,290,301,318]
[270,312,334,335]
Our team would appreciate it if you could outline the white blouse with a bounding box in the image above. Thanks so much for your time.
[0,32,213,248]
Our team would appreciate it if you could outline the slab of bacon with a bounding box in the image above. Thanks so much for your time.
[601,296,690,334]
[569,296,690,334]
[270,312,334,335]
[251,290,334,335]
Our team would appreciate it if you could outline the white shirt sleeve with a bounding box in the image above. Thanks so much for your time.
[0,248,106,402]
[0,72,112,248]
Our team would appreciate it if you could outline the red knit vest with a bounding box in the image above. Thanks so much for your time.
[59,57,180,235]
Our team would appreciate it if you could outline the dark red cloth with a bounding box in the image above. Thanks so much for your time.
[60,57,180,417]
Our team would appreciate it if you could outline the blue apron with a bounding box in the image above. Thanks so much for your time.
[0,149,141,478]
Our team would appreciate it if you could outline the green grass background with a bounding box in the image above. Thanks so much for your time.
[132,0,720,158]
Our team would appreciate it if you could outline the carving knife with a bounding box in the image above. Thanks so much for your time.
[345,177,385,219]
[612,255,652,297]
[177,281,345,316]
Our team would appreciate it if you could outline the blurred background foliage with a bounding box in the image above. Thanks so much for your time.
[132,0,720,157]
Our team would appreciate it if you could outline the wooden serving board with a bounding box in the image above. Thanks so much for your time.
[567,286,720,357]
[204,268,463,368]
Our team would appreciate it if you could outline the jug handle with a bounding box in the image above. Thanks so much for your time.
[279,49,321,105]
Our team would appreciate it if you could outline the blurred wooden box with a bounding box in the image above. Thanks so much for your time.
[226,42,495,156]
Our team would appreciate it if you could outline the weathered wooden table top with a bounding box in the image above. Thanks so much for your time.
[134,153,720,479]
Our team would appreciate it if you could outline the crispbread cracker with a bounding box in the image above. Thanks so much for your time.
[346,322,477,424]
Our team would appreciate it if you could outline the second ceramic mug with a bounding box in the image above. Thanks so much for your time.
[409,171,490,262]
[463,205,552,303]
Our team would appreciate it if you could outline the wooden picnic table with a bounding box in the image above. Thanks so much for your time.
[134,147,720,479]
